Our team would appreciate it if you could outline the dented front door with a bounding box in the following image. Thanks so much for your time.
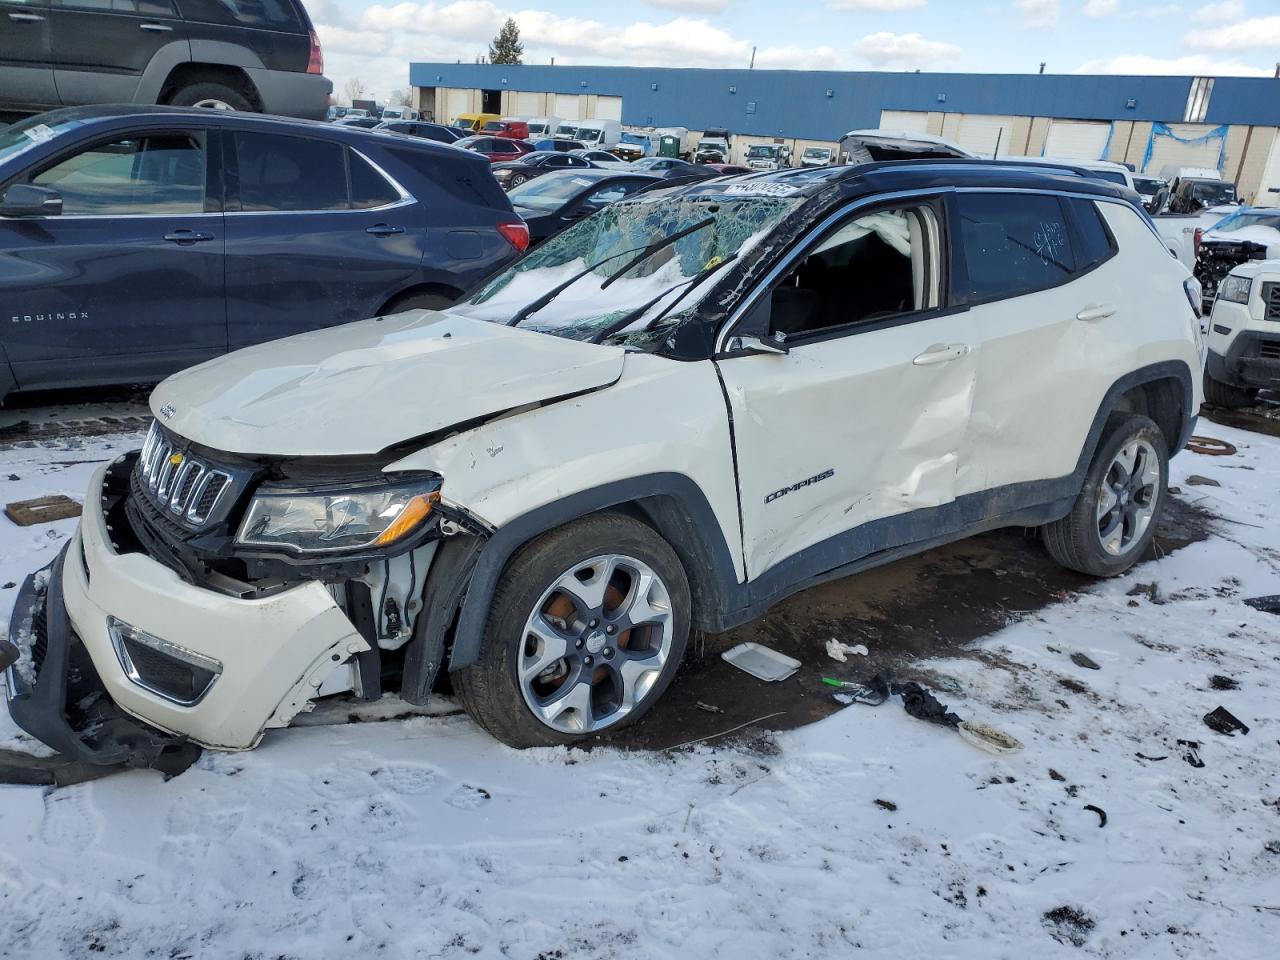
[716,314,979,580]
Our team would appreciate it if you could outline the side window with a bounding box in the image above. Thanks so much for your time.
[583,180,645,208]
[31,133,205,216]
[348,150,400,209]
[766,205,938,340]
[568,156,590,167]
[954,193,1076,302]
[52,1,176,12]
[175,0,301,29]
[233,132,346,212]
[546,155,571,167]
[1069,199,1116,270]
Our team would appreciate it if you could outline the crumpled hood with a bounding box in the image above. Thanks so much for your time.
[150,311,625,457]
[1203,224,1280,246]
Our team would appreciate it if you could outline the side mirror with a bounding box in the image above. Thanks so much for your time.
[726,333,790,356]
[0,183,63,218]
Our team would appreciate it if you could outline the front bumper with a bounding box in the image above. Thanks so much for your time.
[5,464,371,758]
[1206,331,1280,389]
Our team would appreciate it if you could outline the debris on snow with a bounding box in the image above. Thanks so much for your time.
[1203,705,1250,736]
[824,638,868,662]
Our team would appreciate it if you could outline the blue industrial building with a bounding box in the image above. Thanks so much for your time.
[408,63,1280,140]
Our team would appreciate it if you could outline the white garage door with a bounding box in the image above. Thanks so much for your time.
[879,110,930,135]
[1043,121,1112,160]
[1144,123,1225,176]
[445,89,470,123]
[513,91,542,116]
[595,96,622,121]
[957,115,1016,157]
[1256,131,1280,209]
[553,94,581,120]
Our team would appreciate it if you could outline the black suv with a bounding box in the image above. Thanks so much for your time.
[0,0,331,119]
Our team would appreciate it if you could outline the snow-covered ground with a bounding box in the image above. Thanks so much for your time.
[1,418,1277,959]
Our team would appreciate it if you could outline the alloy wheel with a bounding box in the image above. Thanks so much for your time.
[192,98,236,111]
[1096,438,1160,556]
[518,554,674,734]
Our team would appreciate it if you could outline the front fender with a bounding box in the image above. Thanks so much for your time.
[385,353,745,669]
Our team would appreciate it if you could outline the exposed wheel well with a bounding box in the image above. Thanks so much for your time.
[379,283,465,314]
[1114,377,1186,456]
[159,64,262,111]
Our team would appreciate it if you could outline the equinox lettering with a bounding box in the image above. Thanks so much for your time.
[11,312,89,323]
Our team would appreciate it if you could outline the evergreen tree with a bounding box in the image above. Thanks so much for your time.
[489,18,524,65]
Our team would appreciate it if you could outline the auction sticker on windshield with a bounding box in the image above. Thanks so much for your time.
[723,182,803,197]
[23,124,56,144]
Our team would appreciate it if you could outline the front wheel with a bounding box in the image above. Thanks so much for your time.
[1202,369,1256,410]
[454,513,690,748]
[1041,414,1169,577]
[510,173,528,186]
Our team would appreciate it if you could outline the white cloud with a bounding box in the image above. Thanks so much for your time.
[312,2,937,103]
[828,0,927,10]
[1076,52,1271,75]
[1014,0,1061,28]
[1190,0,1245,23]
[852,31,962,67]
[1083,0,1119,16]
[643,0,731,13]
[1190,15,1280,49]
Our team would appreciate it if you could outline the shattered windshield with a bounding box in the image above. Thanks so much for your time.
[453,193,803,347]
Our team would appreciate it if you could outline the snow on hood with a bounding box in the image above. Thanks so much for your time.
[150,311,625,457]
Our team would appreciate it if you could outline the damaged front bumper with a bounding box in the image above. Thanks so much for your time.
[4,463,373,764]
[4,547,199,773]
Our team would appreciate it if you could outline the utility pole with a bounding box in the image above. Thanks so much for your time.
[1039,62,1046,75]
[750,46,756,69]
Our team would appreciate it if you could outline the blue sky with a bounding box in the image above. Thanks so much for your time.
[305,0,1280,104]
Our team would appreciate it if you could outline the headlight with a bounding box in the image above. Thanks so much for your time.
[235,477,441,557]
[1217,274,1252,305]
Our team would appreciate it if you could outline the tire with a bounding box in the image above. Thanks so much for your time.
[510,174,528,186]
[381,289,457,314]
[1041,414,1169,578]
[167,81,253,112]
[454,512,691,748]
[1202,369,1255,410]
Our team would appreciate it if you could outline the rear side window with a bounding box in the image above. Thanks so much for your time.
[233,132,345,211]
[385,146,510,210]
[348,150,400,209]
[1069,199,1116,270]
[954,193,1076,303]
[54,1,177,14]
[175,0,303,30]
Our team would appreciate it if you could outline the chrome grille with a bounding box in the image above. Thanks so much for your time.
[138,422,234,526]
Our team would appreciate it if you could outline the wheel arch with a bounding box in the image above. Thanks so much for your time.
[444,473,741,672]
[377,281,465,316]
[1074,360,1196,474]
[158,63,263,111]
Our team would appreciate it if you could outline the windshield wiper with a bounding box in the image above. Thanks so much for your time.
[587,252,738,345]
[598,217,715,290]
[505,218,714,329]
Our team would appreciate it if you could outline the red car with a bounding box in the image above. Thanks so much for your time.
[455,135,534,163]
[481,118,531,140]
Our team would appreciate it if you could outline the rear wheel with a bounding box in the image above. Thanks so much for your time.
[1042,414,1168,577]
[454,513,690,748]
[1202,369,1256,410]
[381,289,458,314]
[167,80,253,112]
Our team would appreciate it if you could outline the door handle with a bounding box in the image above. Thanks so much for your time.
[163,230,215,245]
[1076,303,1117,322]
[366,223,405,236]
[913,342,971,366]
[139,22,174,32]
[8,11,45,21]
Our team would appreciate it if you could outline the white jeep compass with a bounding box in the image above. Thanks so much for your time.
[4,161,1205,765]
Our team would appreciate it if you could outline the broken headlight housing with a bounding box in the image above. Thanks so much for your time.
[1217,274,1252,305]
[234,476,442,558]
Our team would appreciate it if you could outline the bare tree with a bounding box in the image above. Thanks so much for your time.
[390,88,411,107]
[343,76,367,104]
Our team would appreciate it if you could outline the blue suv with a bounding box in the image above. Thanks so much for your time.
[0,106,528,401]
